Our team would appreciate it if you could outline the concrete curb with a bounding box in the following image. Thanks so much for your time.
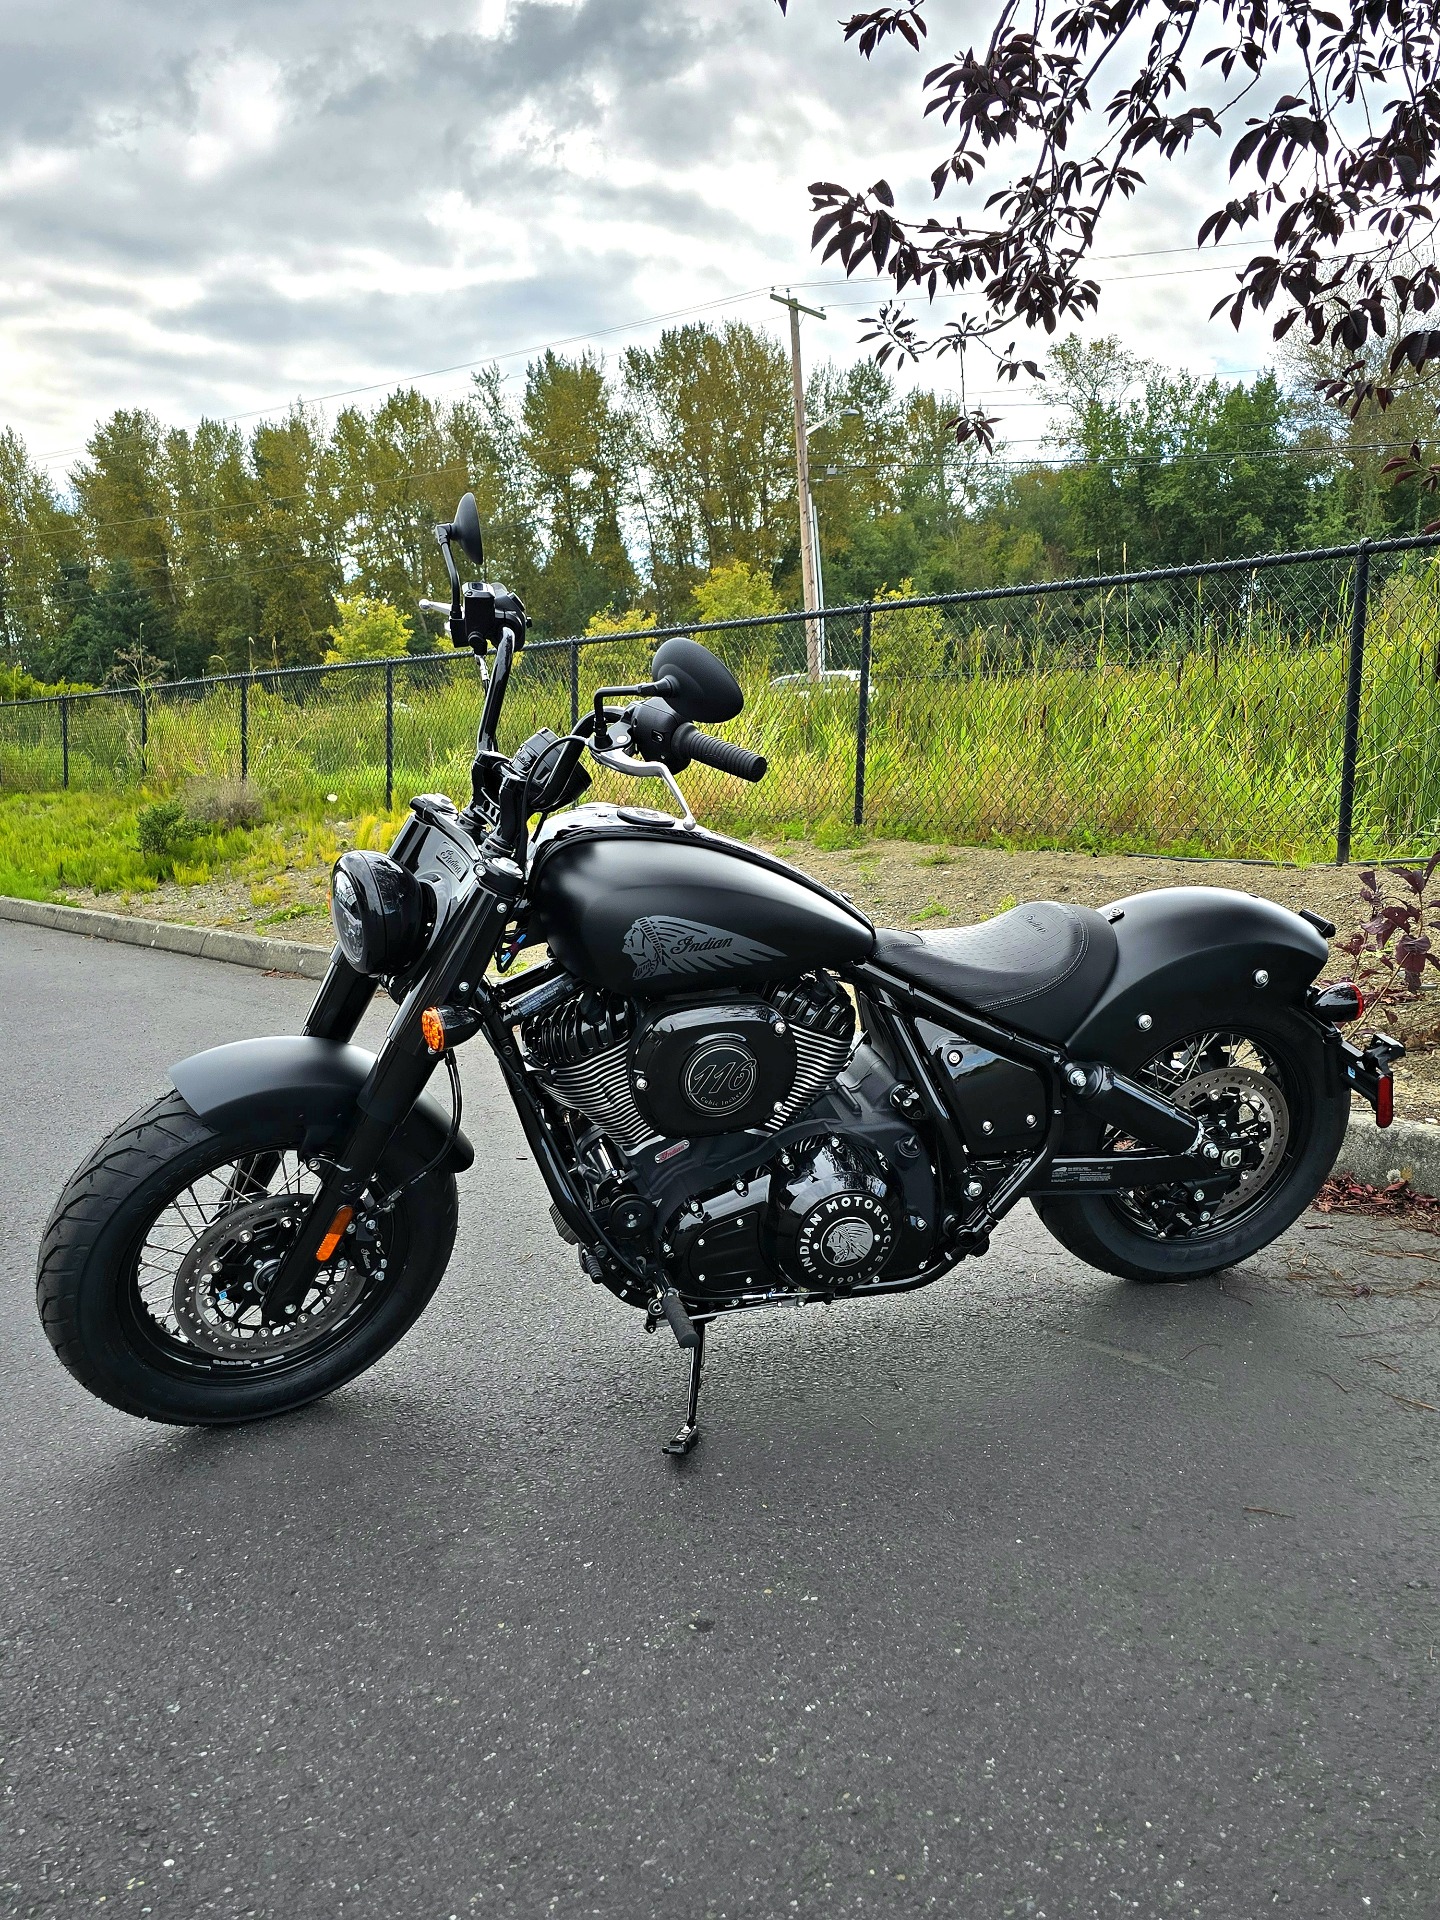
[0,894,331,979]
[1329,1111,1440,1195]
[6,891,1439,1195]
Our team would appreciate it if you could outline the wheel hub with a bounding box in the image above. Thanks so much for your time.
[1117,1063,1290,1239]
[171,1192,378,1358]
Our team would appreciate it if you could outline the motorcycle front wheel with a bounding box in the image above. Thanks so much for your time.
[36,1090,458,1424]
[1033,1007,1349,1283]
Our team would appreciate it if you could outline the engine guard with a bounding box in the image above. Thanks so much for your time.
[169,1036,475,1169]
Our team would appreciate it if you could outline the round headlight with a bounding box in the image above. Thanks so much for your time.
[330,851,435,976]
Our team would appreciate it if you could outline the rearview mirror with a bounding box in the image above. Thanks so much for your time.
[650,637,743,724]
[449,492,484,570]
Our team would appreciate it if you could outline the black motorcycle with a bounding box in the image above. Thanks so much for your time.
[38,496,1402,1453]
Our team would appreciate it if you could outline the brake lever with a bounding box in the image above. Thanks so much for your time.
[587,742,696,828]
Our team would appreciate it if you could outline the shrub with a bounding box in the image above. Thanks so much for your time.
[1335,855,1440,1049]
[325,594,413,663]
[136,799,189,858]
[182,778,266,831]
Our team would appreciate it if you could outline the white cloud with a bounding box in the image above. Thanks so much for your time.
[0,0,1292,471]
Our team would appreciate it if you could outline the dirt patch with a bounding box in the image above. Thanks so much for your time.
[61,868,332,948]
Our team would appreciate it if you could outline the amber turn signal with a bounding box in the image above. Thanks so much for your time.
[315,1205,354,1262]
[421,1006,447,1054]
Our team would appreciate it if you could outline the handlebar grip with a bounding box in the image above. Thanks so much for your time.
[675,723,767,783]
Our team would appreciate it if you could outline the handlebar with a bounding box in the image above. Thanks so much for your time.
[674,723,767,783]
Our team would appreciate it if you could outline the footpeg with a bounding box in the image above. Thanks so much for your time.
[659,1289,700,1350]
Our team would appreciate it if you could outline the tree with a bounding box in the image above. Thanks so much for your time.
[0,429,84,671]
[781,0,1440,457]
[691,559,784,623]
[520,351,638,634]
[623,322,795,615]
[45,558,178,686]
[324,594,413,663]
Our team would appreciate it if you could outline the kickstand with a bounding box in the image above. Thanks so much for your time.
[662,1320,706,1457]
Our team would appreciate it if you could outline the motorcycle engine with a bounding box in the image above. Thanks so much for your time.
[519,974,938,1300]
[520,972,856,1154]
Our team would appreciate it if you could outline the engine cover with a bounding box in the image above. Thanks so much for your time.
[633,1002,795,1137]
[769,1137,899,1287]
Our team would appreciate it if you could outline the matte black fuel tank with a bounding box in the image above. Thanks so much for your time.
[529,810,875,994]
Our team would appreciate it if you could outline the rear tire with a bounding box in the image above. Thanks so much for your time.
[36,1090,458,1424]
[1033,1008,1347,1283]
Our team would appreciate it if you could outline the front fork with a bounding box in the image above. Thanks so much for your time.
[262,876,515,1317]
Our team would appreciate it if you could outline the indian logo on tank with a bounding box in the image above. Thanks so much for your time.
[622,916,783,981]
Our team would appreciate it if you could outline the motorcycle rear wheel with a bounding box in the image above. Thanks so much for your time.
[36,1090,458,1424]
[1033,1008,1348,1283]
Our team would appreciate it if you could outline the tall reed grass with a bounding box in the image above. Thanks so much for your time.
[3,554,1437,863]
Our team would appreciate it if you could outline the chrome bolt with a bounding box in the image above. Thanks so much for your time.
[1067,1067,1087,1089]
[965,1179,984,1200]
[947,1049,963,1067]
[774,1020,788,1035]
[635,1076,648,1091]
[1137,1014,1153,1032]
[458,981,470,994]
[773,1100,786,1112]
[239,1232,252,1244]
[1204,1143,1220,1160]
[1254,969,1269,988]
[1199,1211,1212,1222]
[1025,1113,1038,1127]
[981,1120,993,1135]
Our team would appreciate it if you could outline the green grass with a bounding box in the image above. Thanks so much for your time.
[0,788,411,904]
[3,558,1439,865]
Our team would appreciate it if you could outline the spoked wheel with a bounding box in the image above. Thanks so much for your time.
[1034,1009,1348,1283]
[37,1092,458,1423]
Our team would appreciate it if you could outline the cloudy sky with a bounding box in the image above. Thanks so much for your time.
[0,0,1280,472]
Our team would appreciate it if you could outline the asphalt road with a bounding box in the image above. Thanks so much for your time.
[1,918,1437,1920]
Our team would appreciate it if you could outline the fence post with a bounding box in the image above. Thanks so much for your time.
[1335,541,1371,865]
[569,638,580,730]
[61,697,69,789]
[240,676,249,783]
[385,660,395,811]
[853,603,873,828]
[139,688,147,778]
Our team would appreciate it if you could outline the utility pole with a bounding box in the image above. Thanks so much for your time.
[771,289,826,680]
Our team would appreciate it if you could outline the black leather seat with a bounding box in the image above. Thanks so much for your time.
[871,900,1119,1043]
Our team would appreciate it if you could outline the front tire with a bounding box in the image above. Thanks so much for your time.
[36,1091,458,1424]
[1034,1009,1348,1283]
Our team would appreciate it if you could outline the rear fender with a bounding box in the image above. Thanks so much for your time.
[169,1036,475,1171]
[1066,887,1330,1071]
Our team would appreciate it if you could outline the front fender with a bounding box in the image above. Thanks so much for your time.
[169,1036,475,1171]
[1067,886,1329,1068]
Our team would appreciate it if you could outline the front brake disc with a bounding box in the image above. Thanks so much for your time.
[171,1192,372,1358]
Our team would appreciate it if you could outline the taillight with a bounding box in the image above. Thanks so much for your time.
[1311,980,1365,1024]
[1376,1074,1394,1129]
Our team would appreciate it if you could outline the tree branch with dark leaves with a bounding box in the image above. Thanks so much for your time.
[777,0,1440,461]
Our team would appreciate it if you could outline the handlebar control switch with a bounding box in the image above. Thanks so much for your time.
[458,581,528,655]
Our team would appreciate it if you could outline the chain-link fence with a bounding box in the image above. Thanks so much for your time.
[3,532,1439,861]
